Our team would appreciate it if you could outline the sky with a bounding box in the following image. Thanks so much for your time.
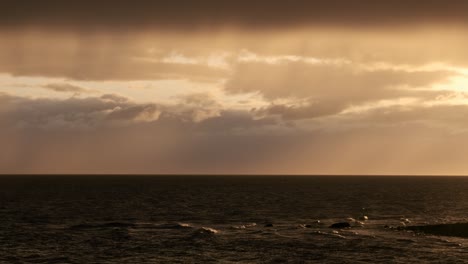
[2,1,468,174]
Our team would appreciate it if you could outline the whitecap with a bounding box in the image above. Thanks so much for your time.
[194,227,219,235]
[400,218,411,223]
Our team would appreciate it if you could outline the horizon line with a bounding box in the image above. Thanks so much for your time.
[1,174,468,177]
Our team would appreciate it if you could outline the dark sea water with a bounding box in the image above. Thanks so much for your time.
[0,176,467,263]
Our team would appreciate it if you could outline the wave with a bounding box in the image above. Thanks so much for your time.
[141,223,193,230]
[196,227,219,234]
[311,230,347,239]
[231,222,257,229]
[191,227,220,238]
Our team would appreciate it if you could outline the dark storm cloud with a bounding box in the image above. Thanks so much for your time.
[2,0,468,31]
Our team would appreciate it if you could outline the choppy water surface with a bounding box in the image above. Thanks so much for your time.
[0,176,467,263]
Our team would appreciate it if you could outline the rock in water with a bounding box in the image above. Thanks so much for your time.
[405,223,468,238]
[329,222,351,229]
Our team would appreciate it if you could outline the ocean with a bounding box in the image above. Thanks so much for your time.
[0,176,467,263]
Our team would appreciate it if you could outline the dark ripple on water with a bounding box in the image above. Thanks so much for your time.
[0,176,467,263]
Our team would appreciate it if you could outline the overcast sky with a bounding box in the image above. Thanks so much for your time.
[2,1,468,174]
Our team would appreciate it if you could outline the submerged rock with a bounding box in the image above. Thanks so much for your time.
[329,222,351,229]
[405,223,468,238]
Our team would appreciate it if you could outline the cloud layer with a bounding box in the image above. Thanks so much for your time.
[2,90,468,174]
[3,1,468,31]
[1,1,468,174]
